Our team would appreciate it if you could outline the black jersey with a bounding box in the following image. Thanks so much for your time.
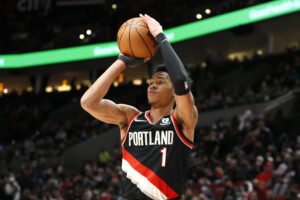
[121,111,193,200]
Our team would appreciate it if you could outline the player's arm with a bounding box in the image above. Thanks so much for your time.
[155,31,198,130]
[80,59,139,129]
[140,14,198,133]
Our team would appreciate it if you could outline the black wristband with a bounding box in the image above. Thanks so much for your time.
[156,33,168,44]
[117,55,145,67]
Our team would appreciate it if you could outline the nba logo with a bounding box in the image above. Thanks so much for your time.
[161,118,170,125]
[184,81,188,90]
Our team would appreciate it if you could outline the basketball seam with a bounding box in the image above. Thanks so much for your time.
[118,21,128,51]
[135,27,152,57]
[129,19,135,57]
[123,24,148,29]
[135,19,148,28]
[136,26,157,44]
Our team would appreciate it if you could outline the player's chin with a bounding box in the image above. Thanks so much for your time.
[147,96,156,105]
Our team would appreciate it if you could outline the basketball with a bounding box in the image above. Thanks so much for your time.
[117,17,158,58]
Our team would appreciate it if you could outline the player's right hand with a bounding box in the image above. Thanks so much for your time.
[139,14,163,38]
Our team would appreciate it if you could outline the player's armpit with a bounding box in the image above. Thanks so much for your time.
[174,92,198,128]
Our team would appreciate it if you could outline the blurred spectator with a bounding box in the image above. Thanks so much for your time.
[0,43,299,200]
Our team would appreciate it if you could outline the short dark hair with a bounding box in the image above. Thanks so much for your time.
[152,64,168,76]
[151,64,193,86]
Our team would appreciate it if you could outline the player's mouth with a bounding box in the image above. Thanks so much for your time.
[148,91,156,96]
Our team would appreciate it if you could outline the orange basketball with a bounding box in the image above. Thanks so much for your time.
[117,17,158,58]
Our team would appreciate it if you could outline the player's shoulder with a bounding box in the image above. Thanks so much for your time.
[118,104,141,122]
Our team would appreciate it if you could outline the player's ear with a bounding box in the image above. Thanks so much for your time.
[171,87,175,98]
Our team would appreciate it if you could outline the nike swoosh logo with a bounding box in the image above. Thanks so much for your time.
[134,118,147,122]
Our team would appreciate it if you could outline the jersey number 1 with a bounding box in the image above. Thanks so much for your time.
[160,147,167,167]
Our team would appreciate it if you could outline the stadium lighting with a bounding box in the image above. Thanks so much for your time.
[205,9,211,15]
[56,80,71,92]
[86,29,92,35]
[133,79,142,86]
[76,84,81,90]
[79,34,85,40]
[26,86,33,92]
[57,85,71,92]
[112,3,117,9]
[113,81,119,87]
[1,0,300,69]
[196,14,202,20]
[257,50,263,55]
[45,86,53,93]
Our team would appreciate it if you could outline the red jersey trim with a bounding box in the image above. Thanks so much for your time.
[145,110,154,124]
[121,111,141,146]
[171,113,193,149]
[122,148,179,199]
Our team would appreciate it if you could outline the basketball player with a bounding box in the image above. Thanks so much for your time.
[81,14,198,200]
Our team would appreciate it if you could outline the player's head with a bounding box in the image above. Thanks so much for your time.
[147,65,175,107]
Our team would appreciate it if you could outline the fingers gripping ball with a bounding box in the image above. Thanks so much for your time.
[117,17,158,58]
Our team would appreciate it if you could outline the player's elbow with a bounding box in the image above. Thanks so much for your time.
[80,95,92,111]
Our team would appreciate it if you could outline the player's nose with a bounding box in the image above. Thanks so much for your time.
[149,83,157,90]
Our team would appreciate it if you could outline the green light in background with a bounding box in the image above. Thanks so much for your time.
[164,0,300,43]
[249,0,300,20]
[0,0,300,69]
[0,41,119,69]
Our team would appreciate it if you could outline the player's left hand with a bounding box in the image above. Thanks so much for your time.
[139,14,163,38]
[118,54,150,67]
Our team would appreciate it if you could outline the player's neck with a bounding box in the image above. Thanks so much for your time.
[149,104,173,124]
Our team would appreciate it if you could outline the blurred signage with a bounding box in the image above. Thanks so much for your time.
[0,59,4,67]
[1,0,300,68]
[17,0,52,12]
[93,45,119,57]
[0,42,119,69]
[164,0,300,43]
[0,0,52,12]
[249,0,300,20]
[56,0,104,6]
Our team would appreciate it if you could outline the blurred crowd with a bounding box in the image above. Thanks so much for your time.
[1,107,299,200]
[192,50,300,111]
[0,0,271,54]
[186,109,300,200]
[0,47,300,200]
